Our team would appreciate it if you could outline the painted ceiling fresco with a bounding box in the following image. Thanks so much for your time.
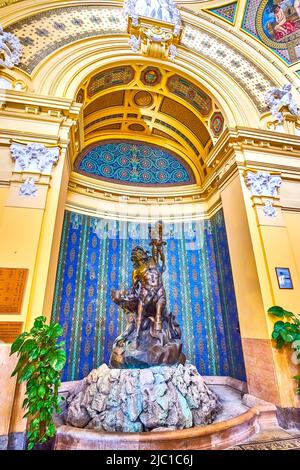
[242,0,300,64]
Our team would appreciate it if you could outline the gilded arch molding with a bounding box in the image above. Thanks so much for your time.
[0,0,283,114]
[31,40,257,128]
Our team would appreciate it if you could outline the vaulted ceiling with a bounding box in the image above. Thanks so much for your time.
[75,63,226,184]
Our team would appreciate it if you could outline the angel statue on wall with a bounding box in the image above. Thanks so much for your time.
[265,84,299,122]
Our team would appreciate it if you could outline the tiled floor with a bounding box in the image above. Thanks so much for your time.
[231,427,300,450]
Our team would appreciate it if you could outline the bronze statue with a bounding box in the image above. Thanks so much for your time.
[149,221,167,270]
[110,222,185,369]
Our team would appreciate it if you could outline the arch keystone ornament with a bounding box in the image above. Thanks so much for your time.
[0,24,22,69]
[124,0,182,60]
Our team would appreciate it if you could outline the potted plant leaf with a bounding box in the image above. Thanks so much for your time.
[268,306,300,395]
[10,316,66,450]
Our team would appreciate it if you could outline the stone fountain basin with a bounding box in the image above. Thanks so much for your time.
[54,408,259,450]
[54,369,261,450]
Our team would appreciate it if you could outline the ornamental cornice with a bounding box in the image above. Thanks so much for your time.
[207,127,300,170]
[201,126,300,196]
[0,89,82,118]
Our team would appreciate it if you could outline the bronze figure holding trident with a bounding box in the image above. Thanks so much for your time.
[110,220,185,369]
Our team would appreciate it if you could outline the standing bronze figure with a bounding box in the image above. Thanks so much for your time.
[110,221,186,369]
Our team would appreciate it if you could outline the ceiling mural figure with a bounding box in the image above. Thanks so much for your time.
[242,0,300,64]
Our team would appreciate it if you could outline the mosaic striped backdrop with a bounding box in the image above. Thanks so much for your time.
[51,210,246,382]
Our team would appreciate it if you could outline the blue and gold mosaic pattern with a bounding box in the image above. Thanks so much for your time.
[74,141,194,186]
[51,210,246,382]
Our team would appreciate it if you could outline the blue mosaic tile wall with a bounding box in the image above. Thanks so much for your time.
[51,210,246,382]
[74,141,194,186]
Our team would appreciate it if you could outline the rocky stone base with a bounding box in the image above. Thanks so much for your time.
[65,363,222,432]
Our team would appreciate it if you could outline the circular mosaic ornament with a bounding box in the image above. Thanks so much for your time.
[141,66,162,86]
[210,112,225,137]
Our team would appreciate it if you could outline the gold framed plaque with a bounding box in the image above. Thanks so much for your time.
[0,268,28,314]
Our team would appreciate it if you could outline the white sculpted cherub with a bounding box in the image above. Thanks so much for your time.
[0,24,23,69]
[265,84,299,123]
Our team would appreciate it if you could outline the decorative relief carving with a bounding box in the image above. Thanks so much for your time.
[245,171,282,197]
[10,143,60,174]
[245,170,282,218]
[0,24,22,69]
[124,0,181,34]
[265,84,299,123]
[124,0,182,60]
[19,177,38,197]
[263,199,276,218]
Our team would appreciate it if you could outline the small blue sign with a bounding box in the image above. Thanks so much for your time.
[275,268,293,289]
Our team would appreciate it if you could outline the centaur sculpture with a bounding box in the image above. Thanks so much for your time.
[110,221,185,368]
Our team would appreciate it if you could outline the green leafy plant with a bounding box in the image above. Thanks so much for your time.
[268,306,300,395]
[10,316,66,450]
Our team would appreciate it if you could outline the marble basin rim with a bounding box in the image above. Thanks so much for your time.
[55,408,260,450]
[58,407,258,439]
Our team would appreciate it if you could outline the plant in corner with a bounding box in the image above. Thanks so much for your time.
[268,305,300,395]
[10,316,66,450]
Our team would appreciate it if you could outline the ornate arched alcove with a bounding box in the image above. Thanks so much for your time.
[1,0,300,447]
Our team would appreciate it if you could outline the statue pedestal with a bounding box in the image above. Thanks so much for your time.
[65,363,221,432]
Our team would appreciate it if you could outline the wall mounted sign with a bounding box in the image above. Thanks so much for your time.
[275,267,293,289]
[0,322,23,343]
[0,268,28,314]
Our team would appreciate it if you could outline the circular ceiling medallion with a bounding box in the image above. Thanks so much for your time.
[128,123,145,132]
[134,90,153,107]
[210,111,224,138]
[141,67,162,87]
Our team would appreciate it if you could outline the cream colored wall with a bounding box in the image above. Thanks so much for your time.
[0,345,18,444]
[284,212,300,280]
[0,90,79,443]
[219,170,300,406]
[0,205,44,325]
[42,155,71,321]
[220,173,269,340]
